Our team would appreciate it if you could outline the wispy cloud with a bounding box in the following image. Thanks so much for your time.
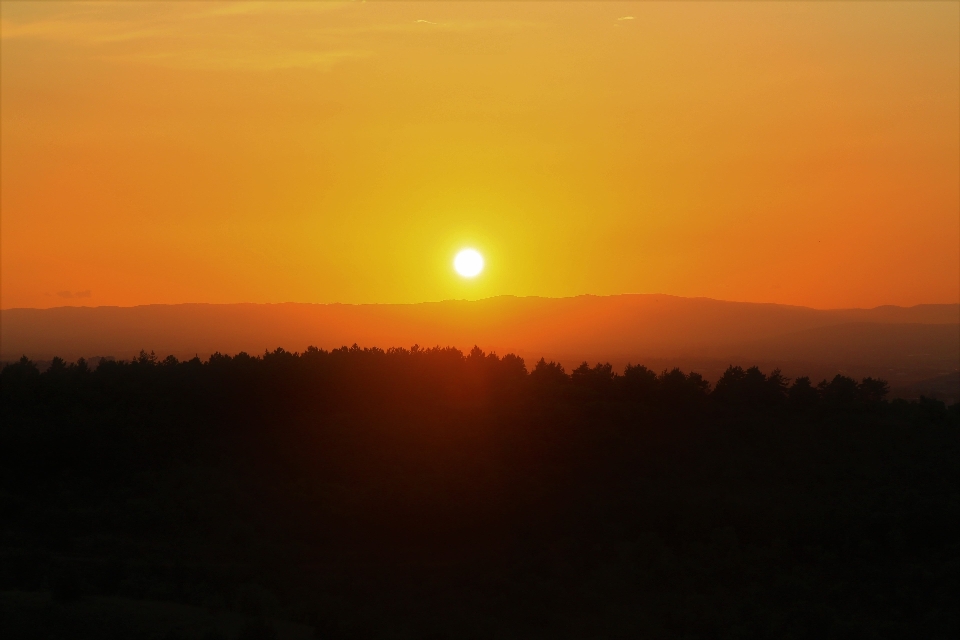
[101,48,371,72]
[201,2,350,18]
[617,16,635,22]
[0,3,364,71]
[1,4,530,71]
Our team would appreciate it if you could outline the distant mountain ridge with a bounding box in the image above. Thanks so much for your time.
[2,295,958,391]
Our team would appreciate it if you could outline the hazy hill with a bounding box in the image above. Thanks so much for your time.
[2,295,958,391]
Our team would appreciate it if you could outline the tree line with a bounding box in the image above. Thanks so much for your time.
[1,344,957,639]
[2,344,933,418]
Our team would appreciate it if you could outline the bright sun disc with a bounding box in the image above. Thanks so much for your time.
[454,249,484,277]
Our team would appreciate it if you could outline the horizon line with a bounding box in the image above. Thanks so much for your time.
[3,292,959,314]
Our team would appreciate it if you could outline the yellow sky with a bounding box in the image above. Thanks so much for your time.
[2,1,958,309]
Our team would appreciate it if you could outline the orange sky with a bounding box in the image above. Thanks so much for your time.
[2,1,958,310]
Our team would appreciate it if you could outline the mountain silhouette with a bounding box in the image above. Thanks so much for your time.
[2,295,957,393]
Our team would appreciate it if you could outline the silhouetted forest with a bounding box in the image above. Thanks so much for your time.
[2,346,958,639]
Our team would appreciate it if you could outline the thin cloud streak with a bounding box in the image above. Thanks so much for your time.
[1,5,537,72]
[104,49,372,72]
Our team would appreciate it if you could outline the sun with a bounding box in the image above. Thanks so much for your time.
[454,248,484,278]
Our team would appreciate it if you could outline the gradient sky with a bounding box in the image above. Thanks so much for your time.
[2,1,958,310]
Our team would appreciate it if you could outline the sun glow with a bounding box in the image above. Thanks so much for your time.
[0,3,956,309]
[454,249,484,278]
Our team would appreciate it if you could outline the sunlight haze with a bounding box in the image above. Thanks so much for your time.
[2,1,958,309]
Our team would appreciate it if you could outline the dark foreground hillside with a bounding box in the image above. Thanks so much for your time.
[2,346,958,639]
